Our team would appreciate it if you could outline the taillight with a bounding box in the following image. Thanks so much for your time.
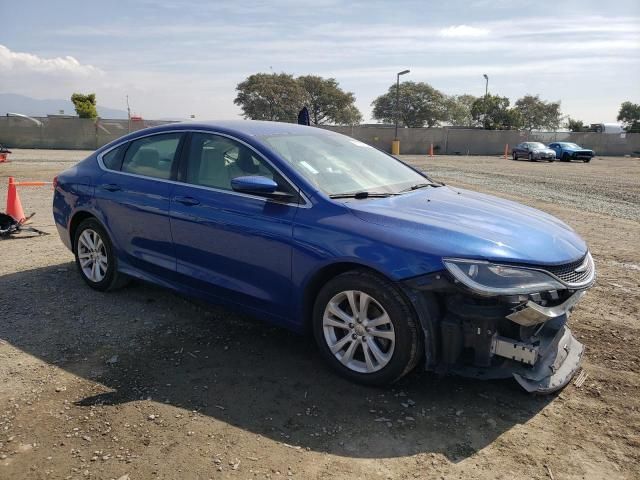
[53,176,58,189]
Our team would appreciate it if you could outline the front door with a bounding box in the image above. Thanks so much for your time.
[169,132,301,321]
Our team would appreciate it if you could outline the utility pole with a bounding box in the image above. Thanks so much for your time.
[126,95,131,133]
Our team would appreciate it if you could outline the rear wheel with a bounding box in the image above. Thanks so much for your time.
[583,159,591,163]
[528,153,534,162]
[512,152,518,160]
[562,153,570,162]
[313,270,423,386]
[74,218,128,291]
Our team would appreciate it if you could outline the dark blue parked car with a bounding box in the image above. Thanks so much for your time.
[53,121,595,393]
[548,142,595,162]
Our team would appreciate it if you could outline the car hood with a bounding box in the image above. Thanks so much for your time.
[533,148,555,154]
[346,186,587,266]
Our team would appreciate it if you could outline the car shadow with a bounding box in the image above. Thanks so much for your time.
[0,263,553,461]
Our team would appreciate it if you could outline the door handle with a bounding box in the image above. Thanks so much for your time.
[101,184,121,192]
[174,196,200,206]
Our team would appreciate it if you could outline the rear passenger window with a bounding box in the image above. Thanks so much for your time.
[122,133,182,179]
[102,145,123,170]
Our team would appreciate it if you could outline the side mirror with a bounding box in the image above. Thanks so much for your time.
[231,175,278,194]
[230,175,293,201]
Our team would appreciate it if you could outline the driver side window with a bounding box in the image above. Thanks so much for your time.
[185,133,290,194]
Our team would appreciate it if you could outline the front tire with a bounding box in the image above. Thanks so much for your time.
[512,152,517,160]
[312,270,423,386]
[74,218,128,291]
[528,153,534,162]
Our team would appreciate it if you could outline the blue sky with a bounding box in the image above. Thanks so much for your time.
[1,0,639,123]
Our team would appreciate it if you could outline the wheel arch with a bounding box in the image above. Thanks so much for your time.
[69,210,103,250]
[301,261,404,333]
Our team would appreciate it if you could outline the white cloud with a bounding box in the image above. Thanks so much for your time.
[439,25,490,37]
[0,44,103,76]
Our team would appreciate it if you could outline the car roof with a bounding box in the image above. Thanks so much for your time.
[153,120,330,137]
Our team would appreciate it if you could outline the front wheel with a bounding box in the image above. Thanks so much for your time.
[313,270,423,386]
[512,152,517,160]
[528,153,534,162]
[74,218,128,291]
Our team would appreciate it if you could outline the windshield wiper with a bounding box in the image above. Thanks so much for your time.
[329,191,396,199]
[398,183,438,194]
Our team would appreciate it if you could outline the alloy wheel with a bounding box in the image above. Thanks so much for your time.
[77,228,108,283]
[322,290,395,373]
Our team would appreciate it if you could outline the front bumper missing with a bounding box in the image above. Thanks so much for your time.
[402,277,588,394]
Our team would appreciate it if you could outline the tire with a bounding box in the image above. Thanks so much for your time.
[583,159,591,163]
[312,270,423,386]
[562,153,570,162]
[73,218,128,291]
[512,152,517,160]
[528,153,534,162]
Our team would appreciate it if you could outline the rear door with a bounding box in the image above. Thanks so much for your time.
[169,132,302,320]
[95,132,185,277]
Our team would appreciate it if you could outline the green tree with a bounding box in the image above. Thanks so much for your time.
[71,93,98,119]
[297,75,362,125]
[513,94,562,131]
[617,101,640,132]
[471,94,521,130]
[371,81,448,127]
[334,104,363,126]
[445,94,478,127]
[234,73,306,122]
[566,117,585,132]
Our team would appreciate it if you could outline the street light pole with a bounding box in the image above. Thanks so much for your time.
[483,74,489,97]
[394,69,410,140]
[126,95,131,133]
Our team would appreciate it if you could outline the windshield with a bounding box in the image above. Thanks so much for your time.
[562,143,581,149]
[529,142,546,149]
[261,133,428,196]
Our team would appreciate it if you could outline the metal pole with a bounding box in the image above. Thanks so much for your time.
[483,74,489,97]
[394,69,410,140]
[395,73,400,140]
[126,95,131,133]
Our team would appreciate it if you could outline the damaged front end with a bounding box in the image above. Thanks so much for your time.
[403,253,595,394]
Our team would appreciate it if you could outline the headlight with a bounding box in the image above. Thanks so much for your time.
[443,258,565,296]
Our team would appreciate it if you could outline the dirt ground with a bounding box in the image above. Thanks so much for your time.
[1,149,639,480]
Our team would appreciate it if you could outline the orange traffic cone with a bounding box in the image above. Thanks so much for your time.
[0,153,8,163]
[6,177,26,223]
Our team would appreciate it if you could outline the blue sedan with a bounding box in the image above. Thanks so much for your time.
[53,121,595,393]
